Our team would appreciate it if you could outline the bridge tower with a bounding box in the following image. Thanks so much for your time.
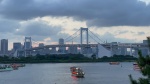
[24,37,32,56]
[80,27,89,45]
[80,27,89,54]
[24,37,32,49]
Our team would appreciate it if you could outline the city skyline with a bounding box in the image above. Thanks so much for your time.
[0,0,150,50]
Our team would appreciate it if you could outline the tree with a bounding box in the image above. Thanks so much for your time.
[91,54,96,59]
[129,37,150,84]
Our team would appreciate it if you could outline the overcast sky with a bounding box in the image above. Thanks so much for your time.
[0,0,150,50]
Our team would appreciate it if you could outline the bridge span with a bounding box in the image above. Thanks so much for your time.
[14,42,150,57]
[28,43,149,51]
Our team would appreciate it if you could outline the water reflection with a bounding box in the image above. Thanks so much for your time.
[71,76,78,84]
[71,76,85,84]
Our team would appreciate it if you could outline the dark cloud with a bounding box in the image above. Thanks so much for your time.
[15,20,62,40]
[0,0,150,27]
[15,20,62,41]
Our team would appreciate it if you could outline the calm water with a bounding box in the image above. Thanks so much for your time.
[0,62,142,84]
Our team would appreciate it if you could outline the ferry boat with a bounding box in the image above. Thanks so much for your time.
[70,67,85,77]
[109,62,120,65]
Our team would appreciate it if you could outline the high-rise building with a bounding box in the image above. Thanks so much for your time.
[1,39,8,54]
[58,38,66,53]
[59,38,64,44]
[13,42,22,51]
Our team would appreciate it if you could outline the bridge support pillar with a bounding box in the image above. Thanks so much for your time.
[24,37,32,56]
[80,27,89,54]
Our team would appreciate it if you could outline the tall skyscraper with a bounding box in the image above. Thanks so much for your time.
[1,39,8,54]
[59,38,64,45]
[58,38,66,53]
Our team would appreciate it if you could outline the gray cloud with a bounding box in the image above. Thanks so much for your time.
[0,19,19,33]
[137,31,145,35]
[15,20,63,41]
[14,20,63,41]
[100,32,136,43]
[0,0,150,27]
[117,30,129,35]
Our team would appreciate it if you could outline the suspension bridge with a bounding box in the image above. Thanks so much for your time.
[15,27,150,57]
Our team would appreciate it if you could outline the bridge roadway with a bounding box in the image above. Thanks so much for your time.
[22,43,149,51]
[26,44,98,51]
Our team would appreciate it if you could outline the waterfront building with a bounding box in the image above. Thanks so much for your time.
[13,42,22,51]
[1,39,8,55]
[39,43,44,47]
[141,40,149,56]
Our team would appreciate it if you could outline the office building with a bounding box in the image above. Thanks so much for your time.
[58,38,66,53]
[59,38,64,44]
[1,39,8,54]
[39,43,44,47]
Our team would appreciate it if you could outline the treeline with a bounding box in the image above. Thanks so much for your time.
[0,54,137,63]
[0,54,90,63]
[99,55,137,62]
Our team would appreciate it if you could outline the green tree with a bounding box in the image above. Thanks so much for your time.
[91,54,96,59]
[129,37,150,84]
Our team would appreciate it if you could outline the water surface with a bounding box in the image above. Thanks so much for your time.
[0,62,142,84]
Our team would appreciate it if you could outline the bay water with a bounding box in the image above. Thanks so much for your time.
[0,62,142,84]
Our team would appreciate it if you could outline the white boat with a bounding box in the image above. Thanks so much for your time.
[0,66,13,72]
[109,62,120,65]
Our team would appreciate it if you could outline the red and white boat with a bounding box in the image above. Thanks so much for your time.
[133,63,140,71]
[70,66,84,78]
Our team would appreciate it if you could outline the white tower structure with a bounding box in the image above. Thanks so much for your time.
[80,27,89,45]
[24,37,32,56]
[80,27,89,54]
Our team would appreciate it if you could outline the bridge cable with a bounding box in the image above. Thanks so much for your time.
[88,29,105,43]
[65,31,81,43]
[64,29,80,41]
[88,33,100,43]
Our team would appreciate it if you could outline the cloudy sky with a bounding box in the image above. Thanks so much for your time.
[0,0,150,50]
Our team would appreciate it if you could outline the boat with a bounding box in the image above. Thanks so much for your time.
[133,63,140,71]
[109,62,120,65]
[10,64,19,70]
[11,63,25,69]
[70,66,85,77]
[0,65,13,72]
